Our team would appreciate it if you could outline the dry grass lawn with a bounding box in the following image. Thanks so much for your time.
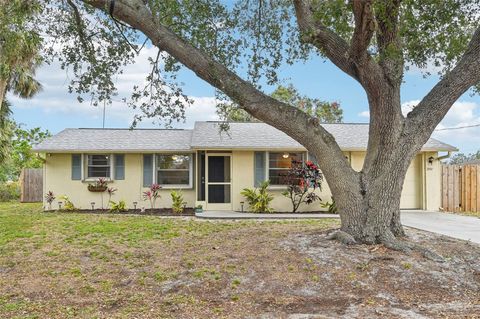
[0,202,479,318]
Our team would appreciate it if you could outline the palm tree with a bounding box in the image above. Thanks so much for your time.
[0,1,42,164]
[0,100,13,165]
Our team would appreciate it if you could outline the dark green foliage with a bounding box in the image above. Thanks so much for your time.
[0,123,51,182]
[38,0,480,124]
[0,182,20,202]
[449,151,480,165]
[321,197,338,214]
[218,84,343,123]
[271,85,343,123]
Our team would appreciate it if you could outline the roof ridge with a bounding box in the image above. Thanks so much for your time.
[76,128,188,131]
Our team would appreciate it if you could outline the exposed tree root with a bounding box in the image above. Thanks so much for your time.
[326,230,357,245]
[380,234,445,262]
[327,229,445,262]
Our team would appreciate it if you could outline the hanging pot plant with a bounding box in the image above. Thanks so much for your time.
[88,185,107,192]
[87,178,108,192]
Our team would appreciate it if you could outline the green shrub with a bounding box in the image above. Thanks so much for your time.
[320,196,338,214]
[109,200,127,213]
[240,181,274,213]
[0,181,20,202]
[171,190,186,213]
[59,195,75,211]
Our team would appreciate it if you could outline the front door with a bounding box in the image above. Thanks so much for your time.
[206,154,232,210]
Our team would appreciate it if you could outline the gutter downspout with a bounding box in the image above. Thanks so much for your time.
[437,151,453,162]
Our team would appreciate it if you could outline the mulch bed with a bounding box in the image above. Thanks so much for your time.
[237,211,337,214]
[48,207,195,216]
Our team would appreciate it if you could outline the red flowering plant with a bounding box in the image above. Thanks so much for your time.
[107,187,117,204]
[143,183,161,209]
[281,160,323,213]
[45,191,56,210]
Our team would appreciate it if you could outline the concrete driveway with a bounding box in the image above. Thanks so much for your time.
[401,210,480,244]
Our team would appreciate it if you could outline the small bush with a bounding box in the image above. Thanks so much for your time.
[171,190,186,213]
[241,181,274,213]
[59,195,75,211]
[109,200,127,213]
[0,181,20,202]
[321,196,338,214]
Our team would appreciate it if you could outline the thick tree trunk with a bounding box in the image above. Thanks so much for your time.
[322,85,414,246]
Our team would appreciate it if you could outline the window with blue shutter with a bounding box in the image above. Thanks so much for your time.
[254,151,266,187]
[71,154,82,180]
[143,154,153,187]
[114,154,125,180]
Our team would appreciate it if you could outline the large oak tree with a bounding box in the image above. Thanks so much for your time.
[45,0,480,252]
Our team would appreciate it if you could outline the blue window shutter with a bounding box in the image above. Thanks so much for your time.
[254,151,266,187]
[143,154,153,187]
[114,154,125,180]
[72,154,82,180]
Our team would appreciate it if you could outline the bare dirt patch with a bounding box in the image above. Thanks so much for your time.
[0,203,479,318]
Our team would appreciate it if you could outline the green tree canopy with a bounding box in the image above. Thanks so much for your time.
[220,84,343,123]
[0,122,50,182]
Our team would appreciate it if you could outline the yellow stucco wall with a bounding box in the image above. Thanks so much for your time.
[43,150,442,212]
[43,153,196,210]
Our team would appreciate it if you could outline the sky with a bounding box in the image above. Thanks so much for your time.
[8,45,480,154]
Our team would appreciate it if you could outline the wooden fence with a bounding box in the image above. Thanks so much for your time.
[20,168,43,203]
[441,164,480,212]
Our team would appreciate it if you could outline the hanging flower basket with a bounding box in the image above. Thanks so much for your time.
[88,185,107,192]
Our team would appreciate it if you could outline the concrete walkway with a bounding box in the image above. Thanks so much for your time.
[401,210,480,244]
[196,210,480,244]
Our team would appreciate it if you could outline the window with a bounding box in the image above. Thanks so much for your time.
[156,154,192,187]
[71,154,82,180]
[87,155,111,178]
[268,152,304,185]
[114,154,125,180]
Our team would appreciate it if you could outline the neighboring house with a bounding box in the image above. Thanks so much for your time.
[33,122,457,212]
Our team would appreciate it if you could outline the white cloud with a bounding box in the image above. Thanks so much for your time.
[401,100,420,116]
[8,45,219,128]
[358,110,370,118]
[401,99,480,153]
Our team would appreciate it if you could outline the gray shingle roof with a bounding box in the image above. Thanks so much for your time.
[33,122,457,153]
[191,122,457,152]
[33,128,192,152]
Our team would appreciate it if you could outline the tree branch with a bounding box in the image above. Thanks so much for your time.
[406,25,480,143]
[374,0,403,86]
[293,0,382,88]
[349,0,375,63]
[83,0,359,188]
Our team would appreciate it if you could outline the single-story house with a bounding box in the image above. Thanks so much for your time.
[33,121,457,212]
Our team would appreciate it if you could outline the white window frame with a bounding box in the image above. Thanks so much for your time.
[154,153,193,189]
[266,151,305,187]
[84,154,113,181]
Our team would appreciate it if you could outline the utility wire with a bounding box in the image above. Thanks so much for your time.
[434,123,480,131]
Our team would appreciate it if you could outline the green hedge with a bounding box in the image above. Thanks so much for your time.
[0,182,20,202]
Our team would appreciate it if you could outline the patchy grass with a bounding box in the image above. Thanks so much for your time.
[0,202,479,318]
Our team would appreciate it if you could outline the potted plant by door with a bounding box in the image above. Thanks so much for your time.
[194,204,203,214]
[87,177,108,192]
